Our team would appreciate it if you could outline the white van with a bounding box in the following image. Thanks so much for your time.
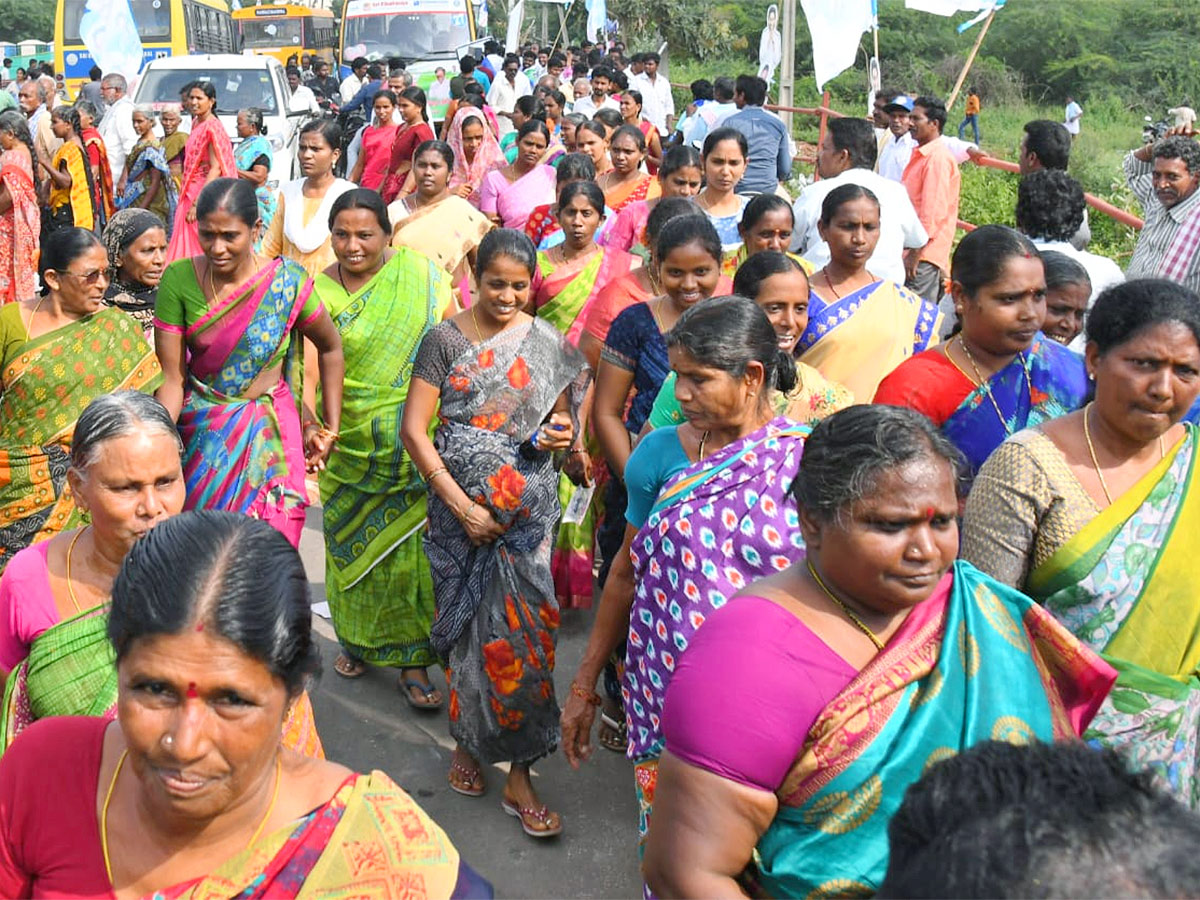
[132,53,319,189]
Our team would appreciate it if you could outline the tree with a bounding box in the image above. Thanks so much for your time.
[0,0,55,44]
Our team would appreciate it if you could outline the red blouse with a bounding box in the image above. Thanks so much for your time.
[381,121,436,202]
[872,347,975,426]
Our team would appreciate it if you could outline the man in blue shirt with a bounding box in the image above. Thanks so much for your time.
[723,74,792,195]
[341,63,384,114]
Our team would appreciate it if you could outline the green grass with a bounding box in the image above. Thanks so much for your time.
[663,55,1143,258]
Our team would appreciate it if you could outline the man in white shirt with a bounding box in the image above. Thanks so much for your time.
[877,94,917,182]
[487,54,533,137]
[97,74,137,184]
[634,52,674,136]
[287,67,322,114]
[791,117,928,285]
[571,66,619,118]
[339,58,368,105]
[1064,95,1082,137]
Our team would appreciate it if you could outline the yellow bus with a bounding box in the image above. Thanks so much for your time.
[234,5,338,67]
[56,0,236,98]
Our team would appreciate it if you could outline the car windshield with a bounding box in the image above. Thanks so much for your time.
[135,68,279,115]
[240,17,304,48]
[342,12,469,61]
[63,0,172,42]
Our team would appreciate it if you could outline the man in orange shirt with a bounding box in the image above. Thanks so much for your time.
[902,95,960,332]
[958,87,981,145]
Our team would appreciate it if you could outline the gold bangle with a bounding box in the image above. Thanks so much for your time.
[316,427,339,442]
[570,683,602,706]
[425,466,449,483]
[456,499,475,523]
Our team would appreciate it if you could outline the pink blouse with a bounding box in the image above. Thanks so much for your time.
[0,543,55,671]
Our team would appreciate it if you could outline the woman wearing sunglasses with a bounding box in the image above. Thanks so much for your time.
[0,228,162,572]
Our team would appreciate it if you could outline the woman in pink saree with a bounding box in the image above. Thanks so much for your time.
[155,178,345,546]
[165,82,235,262]
[0,112,39,304]
[447,106,505,208]
[479,120,556,231]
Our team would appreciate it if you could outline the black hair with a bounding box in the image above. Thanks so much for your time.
[516,119,551,146]
[1087,279,1200,356]
[1015,169,1085,242]
[646,198,699,253]
[828,117,878,170]
[819,183,880,225]
[690,79,714,102]
[351,56,369,70]
[735,74,767,107]
[879,741,1200,899]
[1153,135,1200,176]
[659,145,702,180]
[188,80,218,101]
[739,193,793,234]
[459,54,477,73]
[556,152,597,183]
[951,225,1041,297]
[713,76,736,102]
[299,117,342,151]
[463,81,484,99]
[195,177,260,229]
[373,89,397,107]
[590,64,615,83]
[656,214,722,267]
[476,228,537,279]
[328,187,391,233]
[514,94,547,121]
[611,123,646,153]
[366,63,383,80]
[50,104,80,134]
[88,64,102,80]
[733,250,807,300]
[40,227,103,295]
[286,65,301,79]
[913,95,947,131]
[593,107,623,133]
[109,511,321,696]
[238,107,266,135]
[1022,119,1071,170]
[558,179,605,216]
[548,52,566,68]
[575,119,607,143]
[666,295,797,397]
[414,138,454,170]
[623,88,644,112]
[792,405,966,520]
[399,85,428,122]
[643,51,660,65]
[1040,250,1090,292]
[611,71,629,93]
[703,126,749,161]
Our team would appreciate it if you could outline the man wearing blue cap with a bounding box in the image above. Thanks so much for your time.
[878,95,917,182]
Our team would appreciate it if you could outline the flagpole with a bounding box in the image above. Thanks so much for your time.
[946,8,994,109]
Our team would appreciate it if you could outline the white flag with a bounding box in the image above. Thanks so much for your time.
[585,0,607,44]
[905,0,993,12]
[801,0,874,92]
[79,0,143,80]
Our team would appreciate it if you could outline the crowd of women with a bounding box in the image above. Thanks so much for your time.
[0,49,1197,899]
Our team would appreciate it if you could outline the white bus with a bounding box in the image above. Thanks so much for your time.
[338,0,480,77]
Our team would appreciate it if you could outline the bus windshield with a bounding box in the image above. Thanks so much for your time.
[241,17,304,48]
[342,11,469,61]
[62,0,172,42]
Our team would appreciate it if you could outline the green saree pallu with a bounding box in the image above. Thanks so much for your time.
[0,605,115,755]
[1028,424,1200,807]
[315,251,452,668]
[753,561,1116,898]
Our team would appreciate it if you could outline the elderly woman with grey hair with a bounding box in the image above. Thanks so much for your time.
[642,403,1117,899]
[0,391,185,754]
[116,104,178,233]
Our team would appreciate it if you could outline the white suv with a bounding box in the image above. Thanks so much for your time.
[133,54,319,189]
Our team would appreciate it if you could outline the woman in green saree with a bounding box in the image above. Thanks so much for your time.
[313,189,452,708]
[0,228,162,572]
[645,405,1115,898]
[963,279,1200,808]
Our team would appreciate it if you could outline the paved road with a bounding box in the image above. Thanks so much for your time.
[297,507,643,899]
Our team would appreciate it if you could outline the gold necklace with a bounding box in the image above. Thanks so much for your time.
[23,293,46,336]
[807,559,885,651]
[101,751,282,887]
[697,429,710,458]
[956,335,1031,436]
[1083,401,1165,507]
[64,525,89,615]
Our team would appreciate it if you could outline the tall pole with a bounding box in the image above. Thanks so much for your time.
[779,0,795,133]
[946,9,995,109]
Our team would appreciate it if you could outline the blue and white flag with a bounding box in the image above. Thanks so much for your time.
[904,0,1005,32]
[585,0,606,44]
[79,0,143,79]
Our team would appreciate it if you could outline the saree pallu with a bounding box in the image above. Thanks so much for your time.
[175,258,313,547]
[753,560,1115,898]
[234,134,277,237]
[0,309,161,570]
[357,122,397,191]
[447,107,506,208]
[494,164,557,230]
[117,139,179,234]
[426,318,588,764]
[1028,426,1200,807]
[0,602,325,759]
[81,128,115,227]
[46,141,96,234]
[166,117,236,261]
[942,333,1088,475]
[318,251,451,668]
[602,173,660,215]
[390,195,492,288]
[162,131,187,190]
[0,150,38,304]
[798,279,942,404]
[149,771,487,899]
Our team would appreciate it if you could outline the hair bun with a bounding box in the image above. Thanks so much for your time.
[774,347,799,393]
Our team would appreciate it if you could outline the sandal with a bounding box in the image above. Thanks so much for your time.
[501,798,563,838]
[333,654,366,678]
[448,760,485,797]
[400,678,443,710]
[598,711,628,753]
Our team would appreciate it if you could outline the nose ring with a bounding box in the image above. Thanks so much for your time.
[162,733,174,749]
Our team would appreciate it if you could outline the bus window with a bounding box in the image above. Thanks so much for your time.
[342,12,469,61]
[62,0,171,42]
[241,17,304,48]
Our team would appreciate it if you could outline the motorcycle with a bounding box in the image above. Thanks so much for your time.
[1143,115,1171,144]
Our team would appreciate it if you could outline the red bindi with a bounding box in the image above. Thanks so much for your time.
[195,622,204,632]
[186,682,199,699]
[925,507,937,521]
